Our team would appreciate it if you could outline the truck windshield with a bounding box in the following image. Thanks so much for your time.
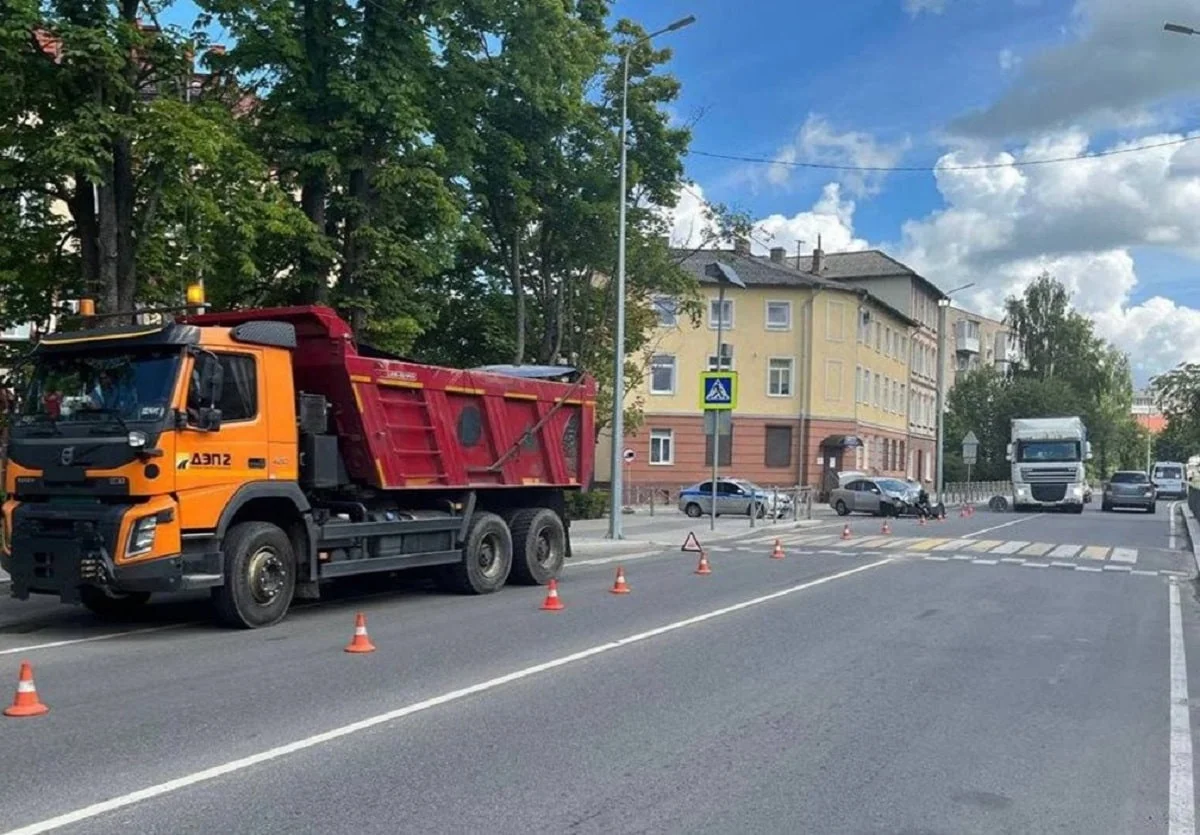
[1154,466,1183,480]
[17,348,181,429]
[1017,440,1080,462]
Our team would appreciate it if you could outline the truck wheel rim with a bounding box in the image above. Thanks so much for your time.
[477,533,502,579]
[248,547,286,604]
[535,529,555,566]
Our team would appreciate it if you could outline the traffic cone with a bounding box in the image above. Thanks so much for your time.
[881,518,892,535]
[695,551,712,575]
[540,579,565,611]
[344,613,377,653]
[771,539,786,560]
[3,661,48,717]
[841,523,852,540]
[610,565,631,594]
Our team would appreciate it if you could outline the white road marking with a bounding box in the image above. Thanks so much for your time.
[1049,544,1082,559]
[933,539,976,552]
[1131,569,1160,577]
[962,515,1035,538]
[972,559,998,566]
[1103,564,1133,572]
[923,555,950,562]
[951,554,974,561]
[1050,561,1078,569]
[0,558,895,835]
[999,557,1025,565]
[1022,562,1049,569]
[0,624,191,657]
[1169,583,1195,835]
[1170,502,1180,551]
[1076,566,1103,573]
[571,550,665,567]
[990,541,1029,554]
[1111,548,1138,564]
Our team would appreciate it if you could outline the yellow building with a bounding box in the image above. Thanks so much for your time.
[609,241,921,490]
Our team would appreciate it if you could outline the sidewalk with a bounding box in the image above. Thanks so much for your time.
[569,506,839,559]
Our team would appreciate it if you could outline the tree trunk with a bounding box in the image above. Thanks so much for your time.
[70,176,99,295]
[510,226,524,365]
[299,0,331,304]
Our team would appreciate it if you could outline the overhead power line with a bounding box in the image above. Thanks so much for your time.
[687,135,1200,173]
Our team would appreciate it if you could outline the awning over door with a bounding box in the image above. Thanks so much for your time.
[819,434,863,449]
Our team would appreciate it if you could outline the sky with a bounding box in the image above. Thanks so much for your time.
[628,0,1200,386]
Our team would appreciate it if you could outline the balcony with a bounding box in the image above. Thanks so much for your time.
[993,331,1021,367]
[954,320,980,354]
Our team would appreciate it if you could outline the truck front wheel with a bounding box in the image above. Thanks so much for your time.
[508,508,566,585]
[212,521,296,629]
[443,512,512,594]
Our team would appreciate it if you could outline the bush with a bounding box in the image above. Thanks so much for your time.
[565,490,609,520]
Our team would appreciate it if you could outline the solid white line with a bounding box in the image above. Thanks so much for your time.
[963,515,1035,538]
[0,624,190,657]
[1169,583,1195,835]
[571,550,663,568]
[1170,502,1180,551]
[1131,569,1160,577]
[1,558,894,835]
[1111,548,1138,564]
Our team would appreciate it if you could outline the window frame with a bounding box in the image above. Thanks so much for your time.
[648,353,677,395]
[767,356,795,398]
[708,297,734,330]
[649,428,674,466]
[199,351,259,424]
[765,300,792,331]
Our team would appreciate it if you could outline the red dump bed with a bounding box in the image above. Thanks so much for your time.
[185,306,595,491]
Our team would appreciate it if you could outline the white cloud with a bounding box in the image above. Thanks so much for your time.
[898,130,1200,382]
[904,0,949,16]
[764,114,910,198]
[952,0,1200,138]
[998,49,1019,71]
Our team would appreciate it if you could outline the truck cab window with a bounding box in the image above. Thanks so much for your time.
[191,354,257,422]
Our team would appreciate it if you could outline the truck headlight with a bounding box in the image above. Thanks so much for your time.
[1016,486,1027,497]
[127,516,157,557]
[1071,485,1083,497]
[127,430,147,448]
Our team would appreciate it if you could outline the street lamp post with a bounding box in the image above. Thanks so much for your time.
[607,15,696,540]
[935,283,975,504]
[704,262,745,531]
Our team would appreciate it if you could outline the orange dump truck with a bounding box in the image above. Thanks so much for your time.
[3,305,595,627]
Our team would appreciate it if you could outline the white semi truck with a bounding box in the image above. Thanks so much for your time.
[1007,417,1091,513]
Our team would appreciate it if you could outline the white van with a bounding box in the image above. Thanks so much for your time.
[1152,461,1188,500]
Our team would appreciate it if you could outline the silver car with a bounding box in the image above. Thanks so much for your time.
[1101,470,1156,513]
[829,477,916,517]
[678,478,792,518]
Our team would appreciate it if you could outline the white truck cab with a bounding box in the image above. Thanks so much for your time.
[1007,417,1091,513]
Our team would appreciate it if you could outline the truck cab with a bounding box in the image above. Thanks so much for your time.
[1007,417,1091,514]
[3,318,297,618]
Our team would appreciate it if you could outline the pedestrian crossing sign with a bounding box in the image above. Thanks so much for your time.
[700,371,738,411]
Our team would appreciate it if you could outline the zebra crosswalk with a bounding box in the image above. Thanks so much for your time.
[745,532,1147,566]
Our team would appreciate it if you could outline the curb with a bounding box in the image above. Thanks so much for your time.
[1181,503,1200,579]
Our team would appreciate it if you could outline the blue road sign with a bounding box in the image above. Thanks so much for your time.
[699,371,738,411]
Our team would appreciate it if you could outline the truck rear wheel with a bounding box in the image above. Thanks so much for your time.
[443,512,512,594]
[211,521,296,629]
[507,508,565,586]
[79,586,151,621]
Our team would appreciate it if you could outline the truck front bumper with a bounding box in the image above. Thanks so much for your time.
[3,503,219,603]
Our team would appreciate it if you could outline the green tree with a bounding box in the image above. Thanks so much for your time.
[0,0,318,323]
[1151,362,1200,464]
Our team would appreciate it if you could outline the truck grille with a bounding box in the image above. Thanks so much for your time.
[1031,483,1067,502]
[1020,467,1076,484]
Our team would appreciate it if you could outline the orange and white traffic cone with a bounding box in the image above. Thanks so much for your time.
[881,518,891,535]
[695,551,712,575]
[4,661,48,717]
[610,565,631,594]
[770,539,786,560]
[540,579,566,611]
[344,613,376,654]
[841,523,852,540]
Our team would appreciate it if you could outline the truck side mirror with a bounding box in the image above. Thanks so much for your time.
[1005,443,1014,462]
[187,352,224,431]
[1085,441,1093,461]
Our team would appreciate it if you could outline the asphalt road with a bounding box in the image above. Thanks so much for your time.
[1,500,1197,834]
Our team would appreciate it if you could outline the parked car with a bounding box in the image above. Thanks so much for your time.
[1151,461,1187,500]
[678,478,793,519]
[828,477,918,517]
[1101,471,1156,513]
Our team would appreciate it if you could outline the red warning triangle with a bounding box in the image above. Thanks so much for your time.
[681,531,703,553]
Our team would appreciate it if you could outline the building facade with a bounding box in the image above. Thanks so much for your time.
[604,243,920,491]
[940,306,1022,391]
[1132,389,1167,434]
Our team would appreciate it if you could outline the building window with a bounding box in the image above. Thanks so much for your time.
[873,374,880,407]
[709,298,734,329]
[652,297,678,327]
[885,327,892,358]
[863,369,871,404]
[900,441,906,471]
[768,357,794,397]
[649,429,673,465]
[766,300,792,331]
[824,359,843,401]
[875,322,882,352]
[649,353,676,394]
[765,425,792,468]
[705,422,733,467]
[707,346,734,371]
[900,384,906,414]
